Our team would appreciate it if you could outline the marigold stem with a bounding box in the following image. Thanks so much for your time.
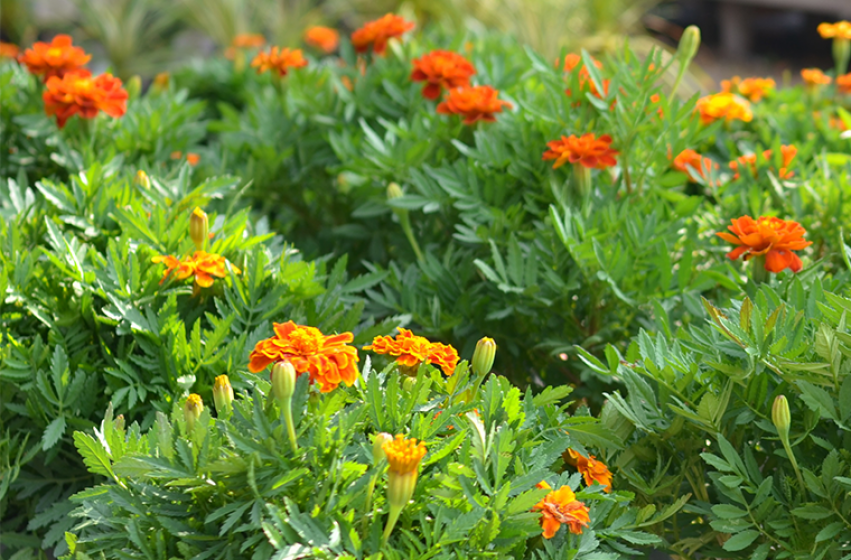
[281,399,299,451]
[750,255,768,285]
[780,437,806,495]
[381,504,403,547]
[398,211,424,263]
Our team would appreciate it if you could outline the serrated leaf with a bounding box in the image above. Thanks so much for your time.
[42,415,67,451]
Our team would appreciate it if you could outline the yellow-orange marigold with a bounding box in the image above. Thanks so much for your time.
[251,47,308,77]
[153,250,240,288]
[365,327,459,376]
[304,26,339,53]
[436,85,512,125]
[383,434,426,475]
[720,76,775,102]
[818,21,851,40]
[0,42,19,59]
[837,73,851,94]
[248,321,359,392]
[19,34,91,80]
[411,50,476,100]
[716,216,812,273]
[542,133,618,170]
[801,68,831,87]
[532,481,591,538]
[672,149,718,182]
[695,92,753,125]
[351,14,415,56]
[43,71,128,128]
[567,449,613,492]
[729,145,797,180]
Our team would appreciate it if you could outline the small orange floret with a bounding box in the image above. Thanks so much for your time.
[224,33,266,59]
[818,21,851,40]
[720,76,775,102]
[304,26,339,53]
[695,92,753,125]
[0,42,19,59]
[251,47,308,77]
[729,145,797,180]
[567,449,613,492]
[716,216,812,273]
[19,34,91,80]
[532,484,591,538]
[186,153,201,166]
[383,434,426,475]
[153,250,240,288]
[365,327,459,376]
[801,68,831,87]
[411,50,476,100]
[542,133,618,170]
[561,53,609,101]
[351,13,415,56]
[43,71,128,129]
[247,321,359,392]
[672,149,718,182]
[837,73,851,94]
[436,85,511,125]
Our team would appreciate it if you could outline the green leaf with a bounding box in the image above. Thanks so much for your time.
[73,431,116,480]
[712,504,748,519]
[797,380,837,421]
[791,504,833,520]
[722,530,760,551]
[42,415,67,451]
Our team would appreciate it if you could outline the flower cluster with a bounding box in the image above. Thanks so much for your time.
[720,75,775,102]
[695,92,753,125]
[351,13,415,56]
[152,250,240,288]
[717,216,812,273]
[729,145,797,180]
[411,50,476,100]
[533,481,591,538]
[542,133,618,170]
[251,47,308,77]
[365,327,459,376]
[818,21,851,39]
[43,71,128,129]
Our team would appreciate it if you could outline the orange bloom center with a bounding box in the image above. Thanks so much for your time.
[716,215,812,274]
[383,434,426,475]
[42,71,128,128]
[542,133,618,170]
[532,482,591,538]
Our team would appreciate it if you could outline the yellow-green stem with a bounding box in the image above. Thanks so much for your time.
[398,211,424,263]
[362,473,378,532]
[381,504,403,547]
[781,437,806,495]
[750,255,768,285]
[281,399,298,451]
[573,164,591,200]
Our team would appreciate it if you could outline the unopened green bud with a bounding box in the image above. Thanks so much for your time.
[772,395,791,440]
[213,374,234,417]
[676,26,701,68]
[387,182,403,200]
[184,394,204,432]
[114,414,125,431]
[373,432,393,464]
[271,361,297,405]
[189,207,208,250]
[126,75,142,100]
[135,170,151,189]
[472,337,496,377]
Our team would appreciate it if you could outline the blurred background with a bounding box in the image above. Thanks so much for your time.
[1,0,849,88]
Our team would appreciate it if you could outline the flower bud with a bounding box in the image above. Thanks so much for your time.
[135,170,151,190]
[189,207,208,250]
[772,395,791,440]
[126,75,142,100]
[184,393,203,432]
[373,432,393,464]
[271,361,297,405]
[387,182,403,200]
[676,26,701,68]
[152,72,170,92]
[213,374,234,417]
[114,414,125,431]
[472,337,496,377]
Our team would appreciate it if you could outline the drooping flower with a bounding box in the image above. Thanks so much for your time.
[247,321,359,392]
[720,76,775,102]
[304,26,339,53]
[716,216,812,273]
[19,34,91,80]
[542,133,618,169]
[837,73,851,94]
[729,145,797,180]
[251,47,308,77]
[42,71,128,128]
[225,33,266,59]
[566,449,613,492]
[436,85,512,125]
[532,481,591,538]
[695,92,753,125]
[365,327,459,376]
[351,14,415,56]
[152,251,241,288]
[410,50,476,100]
[672,149,718,182]
[818,21,851,40]
[0,42,19,59]
[801,68,831,88]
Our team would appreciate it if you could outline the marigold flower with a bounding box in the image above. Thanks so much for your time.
[801,68,831,87]
[0,42,19,59]
[213,374,234,416]
[716,216,812,273]
[695,92,753,125]
[561,53,610,101]
[672,149,718,182]
[224,33,265,59]
[184,393,204,432]
[542,133,618,170]
[152,251,240,288]
[364,327,459,376]
[42,71,128,129]
[436,85,512,125]
[251,47,307,77]
[383,434,426,476]
[566,449,613,492]
[818,21,851,40]
[351,13,415,56]
[186,153,201,166]
[19,34,91,80]
[411,50,476,100]
[247,321,359,392]
[721,76,775,102]
[532,482,591,538]
[304,26,339,53]
[837,73,851,94]
[729,145,797,180]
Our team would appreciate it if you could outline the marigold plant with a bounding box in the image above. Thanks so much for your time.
[436,85,512,124]
[365,327,459,376]
[532,481,591,538]
[304,26,339,53]
[251,47,308,77]
[695,92,753,124]
[42,71,128,128]
[729,145,797,179]
[19,34,91,80]
[410,50,476,100]
[542,133,618,169]
[716,216,812,273]
[351,14,415,56]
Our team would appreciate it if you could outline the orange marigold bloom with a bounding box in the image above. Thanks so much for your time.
[801,68,831,87]
[567,449,613,492]
[186,153,201,166]
[837,73,851,94]
[672,149,718,181]
[383,434,426,475]
[436,85,512,125]
[19,34,91,80]
[304,26,339,53]
[247,321,359,392]
[351,13,415,56]
[532,481,591,538]
[818,21,851,40]
[364,327,459,376]
[561,53,609,100]
[542,133,618,170]
[716,216,812,273]
[720,76,775,102]
[251,47,308,77]
[411,50,476,100]
[224,33,266,59]
[729,145,797,180]
[153,250,241,288]
[0,42,19,59]
[43,71,128,129]
[695,92,753,125]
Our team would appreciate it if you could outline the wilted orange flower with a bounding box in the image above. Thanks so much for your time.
[153,250,241,288]
[695,92,753,125]
[801,68,831,87]
[19,34,91,80]
[837,73,851,94]
[251,47,307,77]
[532,481,591,538]
[716,216,812,273]
[566,449,613,492]
[248,321,359,392]
[436,85,512,125]
[383,434,426,475]
[365,327,459,376]
[411,50,476,100]
[224,33,266,59]
[729,145,797,179]
[818,21,851,40]
[304,26,339,53]
[721,76,775,102]
[43,71,128,128]
[672,149,718,181]
[351,13,415,56]
[542,133,618,169]
[0,42,19,59]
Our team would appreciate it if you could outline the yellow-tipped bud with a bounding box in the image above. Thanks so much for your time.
[189,207,208,250]
[373,432,393,465]
[114,414,125,431]
[213,375,234,417]
[152,72,170,92]
[271,361,297,405]
[184,393,204,432]
[381,435,426,544]
[772,395,791,440]
[135,170,151,190]
[387,182,404,200]
[472,337,496,377]
[676,26,701,68]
